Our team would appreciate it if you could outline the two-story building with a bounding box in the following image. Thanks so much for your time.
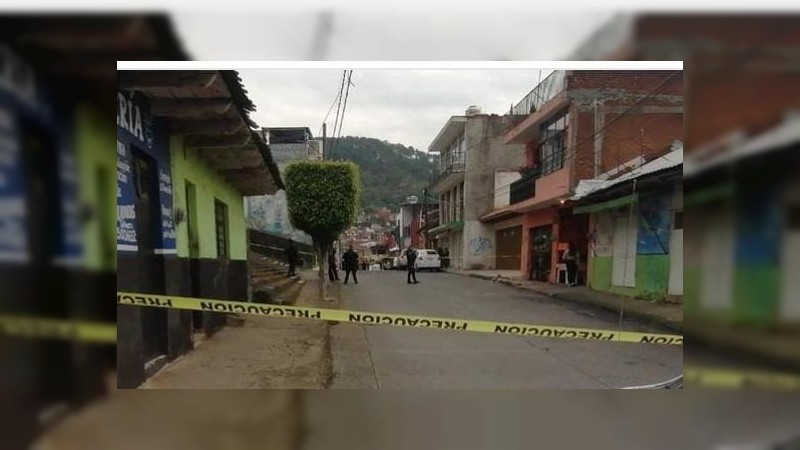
[481,70,683,283]
[571,14,800,328]
[428,106,525,270]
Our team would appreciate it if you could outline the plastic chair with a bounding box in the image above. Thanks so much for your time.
[555,263,569,284]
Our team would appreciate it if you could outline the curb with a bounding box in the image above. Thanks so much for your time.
[462,273,683,333]
[685,322,800,372]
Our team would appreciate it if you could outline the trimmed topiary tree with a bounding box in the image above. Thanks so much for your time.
[284,161,361,300]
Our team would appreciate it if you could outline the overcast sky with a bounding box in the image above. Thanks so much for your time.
[239,69,558,151]
[176,11,614,150]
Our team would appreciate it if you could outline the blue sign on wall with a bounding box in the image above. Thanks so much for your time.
[116,90,175,254]
[0,50,83,266]
[116,138,137,250]
[0,103,28,263]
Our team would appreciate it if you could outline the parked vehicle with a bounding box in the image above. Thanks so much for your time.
[415,249,441,271]
[393,255,407,270]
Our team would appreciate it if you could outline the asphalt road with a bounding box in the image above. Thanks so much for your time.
[328,270,682,389]
[304,391,800,450]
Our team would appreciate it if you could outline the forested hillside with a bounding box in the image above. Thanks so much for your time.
[327,136,438,210]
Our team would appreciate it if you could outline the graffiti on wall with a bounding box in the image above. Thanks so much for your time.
[468,236,492,255]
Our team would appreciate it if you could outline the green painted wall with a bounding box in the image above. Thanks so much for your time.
[683,267,701,314]
[170,135,247,261]
[588,255,670,298]
[733,265,780,326]
[77,105,117,271]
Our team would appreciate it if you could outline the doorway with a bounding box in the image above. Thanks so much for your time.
[668,210,683,295]
[529,225,552,281]
[20,118,67,410]
[495,225,521,270]
[781,196,800,320]
[132,149,168,363]
[184,181,203,333]
[611,215,637,287]
[700,202,734,311]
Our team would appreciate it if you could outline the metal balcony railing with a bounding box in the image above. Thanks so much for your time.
[511,70,566,116]
[432,161,465,186]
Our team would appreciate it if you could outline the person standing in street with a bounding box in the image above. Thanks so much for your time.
[405,246,419,284]
[342,245,359,284]
[285,239,300,277]
[328,247,339,282]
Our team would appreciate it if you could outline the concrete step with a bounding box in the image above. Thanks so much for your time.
[254,272,288,286]
[272,279,306,306]
[252,276,302,304]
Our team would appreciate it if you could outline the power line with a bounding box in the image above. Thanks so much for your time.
[328,70,347,159]
[330,69,353,157]
[319,72,345,137]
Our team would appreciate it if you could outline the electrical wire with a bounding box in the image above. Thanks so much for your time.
[330,70,353,157]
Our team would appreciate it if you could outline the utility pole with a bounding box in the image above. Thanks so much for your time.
[422,187,428,248]
[322,122,327,160]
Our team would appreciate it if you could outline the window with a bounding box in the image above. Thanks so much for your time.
[538,110,569,175]
[214,199,229,259]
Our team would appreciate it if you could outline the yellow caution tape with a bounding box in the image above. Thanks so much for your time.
[117,291,683,345]
[684,367,800,390]
[0,315,116,343]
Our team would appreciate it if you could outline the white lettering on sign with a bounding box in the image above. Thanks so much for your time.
[159,173,172,196]
[117,92,144,142]
[117,204,136,221]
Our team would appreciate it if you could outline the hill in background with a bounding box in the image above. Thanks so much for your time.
[327,136,438,211]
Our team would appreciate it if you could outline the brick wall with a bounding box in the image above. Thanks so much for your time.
[632,15,800,149]
[565,71,683,186]
[567,70,684,97]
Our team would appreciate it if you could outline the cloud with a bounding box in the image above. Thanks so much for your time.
[240,68,550,150]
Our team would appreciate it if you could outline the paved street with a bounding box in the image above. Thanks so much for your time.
[304,391,800,450]
[329,270,681,389]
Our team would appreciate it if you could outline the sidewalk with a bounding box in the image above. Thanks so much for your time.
[32,272,343,448]
[140,270,335,389]
[451,270,683,333]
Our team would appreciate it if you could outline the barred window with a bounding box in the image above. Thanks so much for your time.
[538,110,569,175]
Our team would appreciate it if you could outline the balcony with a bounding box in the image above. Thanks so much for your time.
[431,161,465,191]
[509,166,540,204]
[428,220,464,237]
[510,71,566,116]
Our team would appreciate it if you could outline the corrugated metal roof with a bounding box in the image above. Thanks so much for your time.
[571,142,683,201]
[684,112,800,178]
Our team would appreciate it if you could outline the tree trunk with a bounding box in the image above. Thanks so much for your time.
[316,240,327,301]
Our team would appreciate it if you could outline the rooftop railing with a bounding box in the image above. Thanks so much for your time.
[510,70,566,116]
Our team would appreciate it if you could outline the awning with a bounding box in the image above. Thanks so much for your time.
[573,193,637,214]
[684,183,735,207]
